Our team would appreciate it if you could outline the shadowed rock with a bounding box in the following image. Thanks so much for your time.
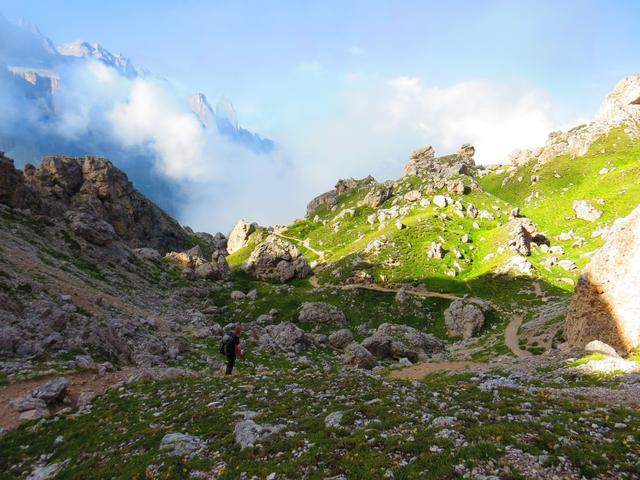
[565,204,640,354]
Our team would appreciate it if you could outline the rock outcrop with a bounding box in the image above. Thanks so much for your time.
[342,342,376,369]
[404,144,476,179]
[244,235,311,282]
[306,190,338,217]
[444,298,491,339]
[227,219,257,254]
[260,322,310,353]
[24,156,187,253]
[361,323,444,362]
[573,200,602,222]
[328,329,354,349]
[298,302,347,325]
[363,185,393,209]
[306,176,376,218]
[565,205,640,354]
[597,74,640,125]
[508,74,640,169]
[0,153,40,210]
[1,155,188,253]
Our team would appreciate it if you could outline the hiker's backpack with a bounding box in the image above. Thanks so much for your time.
[219,333,231,356]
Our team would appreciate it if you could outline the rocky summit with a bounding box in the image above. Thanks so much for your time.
[2,74,640,480]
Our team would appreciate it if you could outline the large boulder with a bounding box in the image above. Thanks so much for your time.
[565,205,640,355]
[362,323,444,361]
[264,322,310,353]
[65,210,116,246]
[227,219,257,254]
[164,246,207,269]
[328,329,353,349]
[508,223,533,256]
[507,218,548,256]
[306,190,338,218]
[32,377,69,405]
[234,419,283,450]
[573,200,602,222]
[243,235,311,282]
[361,334,423,362]
[363,186,393,209]
[160,433,207,458]
[342,342,376,369]
[444,298,491,339]
[298,302,347,325]
[194,252,231,281]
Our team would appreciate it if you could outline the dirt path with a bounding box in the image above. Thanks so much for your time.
[313,273,528,358]
[389,361,481,380]
[286,227,527,359]
[308,275,460,300]
[273,232,325,259]
[0,369,134,431]
[504,315,532,358]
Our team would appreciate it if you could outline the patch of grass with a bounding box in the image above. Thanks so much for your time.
[567,352,605,367]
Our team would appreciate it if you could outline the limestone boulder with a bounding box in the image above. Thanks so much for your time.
[565,205,640,354]
[306,190,338,217]
[298,302,347,325]
[264,322,310,353]
[244,235,311,282]
[227,219,257,254]
[362,323,444,362]
[573,200,602,222]
[342,342,376,369]
[65,210,116,246]
[328,329,353,349]
[32,377,69,405]
[444,298,491,339]
[363,186,393,209]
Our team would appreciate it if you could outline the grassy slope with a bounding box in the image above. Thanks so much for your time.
[480,127,640,284]
[273,128,640,303]
[2,362,639,479]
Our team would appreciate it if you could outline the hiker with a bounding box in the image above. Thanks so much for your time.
[220,324,244,375]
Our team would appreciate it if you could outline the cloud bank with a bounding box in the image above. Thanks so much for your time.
[285,76,557,200]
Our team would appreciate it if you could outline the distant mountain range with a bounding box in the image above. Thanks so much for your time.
[0,14,276,215]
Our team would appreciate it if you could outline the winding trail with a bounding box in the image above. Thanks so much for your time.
[389,361,481,380]
[310,275,460,301]
[504,314,532,358]
[273,232,326,259]
[276,231,528,359]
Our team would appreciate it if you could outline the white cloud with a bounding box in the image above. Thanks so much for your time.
[281,77,559,201]
[109,79,207,180]
[349,46,364,56]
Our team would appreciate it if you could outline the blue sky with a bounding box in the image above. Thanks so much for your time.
[2,0,639,132]
[1,1,639,229]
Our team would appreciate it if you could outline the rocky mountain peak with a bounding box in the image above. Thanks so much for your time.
[188,93,215,128]
[56,40,139,78]
[215,96,239,131]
